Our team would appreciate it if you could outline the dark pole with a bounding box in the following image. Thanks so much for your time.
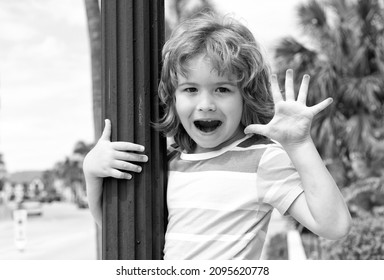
[101,0,166,260]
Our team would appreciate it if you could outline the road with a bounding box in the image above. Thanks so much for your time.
[0,202,97,260]
[0,201,288,260]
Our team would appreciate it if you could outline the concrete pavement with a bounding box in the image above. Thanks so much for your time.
[1,202,297,260]
[0,202,97,260]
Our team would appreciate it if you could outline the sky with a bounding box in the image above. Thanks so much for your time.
[0,0,305,173]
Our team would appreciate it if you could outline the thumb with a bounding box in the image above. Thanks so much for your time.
[310,97,333,116]
[100,119,111,141]
[244,124,268,137]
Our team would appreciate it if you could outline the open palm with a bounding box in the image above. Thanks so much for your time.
[245,69,333,147]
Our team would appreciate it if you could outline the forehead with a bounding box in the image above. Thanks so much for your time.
[178,54,237,82]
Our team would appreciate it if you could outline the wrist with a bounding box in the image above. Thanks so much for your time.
[279,137,314,154]
[84,173,103,185]
[280,137,327,175]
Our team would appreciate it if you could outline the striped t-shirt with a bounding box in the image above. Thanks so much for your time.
[163,135,303,260]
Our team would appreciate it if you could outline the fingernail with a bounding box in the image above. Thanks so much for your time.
[138,167,142,172]
[144,156,148,162]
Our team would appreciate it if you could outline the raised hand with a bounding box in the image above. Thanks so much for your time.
[83,119,148,179]
[244,69,333,148]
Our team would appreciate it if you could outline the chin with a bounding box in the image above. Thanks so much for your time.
[193,139,224,152]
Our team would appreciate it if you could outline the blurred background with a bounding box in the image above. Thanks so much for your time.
[0,0,384,260]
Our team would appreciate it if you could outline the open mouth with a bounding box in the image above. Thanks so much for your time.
[194,120,222,133]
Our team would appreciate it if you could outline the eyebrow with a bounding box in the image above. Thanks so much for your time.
[177,82,198,87]
[216,81,237,86]
[177,81,237,87]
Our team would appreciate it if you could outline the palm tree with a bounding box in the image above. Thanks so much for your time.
[84,0,102,260]
[166,0,216,38]
[274,0,384,185]
[0,153,6,193]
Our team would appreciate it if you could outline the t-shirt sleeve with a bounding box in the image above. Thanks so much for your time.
[256,144,304,215]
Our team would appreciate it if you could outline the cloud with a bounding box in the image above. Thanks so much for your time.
[0,0,93,173]
[0,22,39,43]
[29,36,66,59]
[0,0,306,173]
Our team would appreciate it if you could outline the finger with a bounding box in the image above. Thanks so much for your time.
[271,74,283,103]
[310,98,333,115]
[112,142,145,152]
[297,74,310,104]
[111,160,143,173]
[244,124,268,137]
[100,119,111,141]
[285,69,295,101]
[110,169,132,180]
[114,151,148,162]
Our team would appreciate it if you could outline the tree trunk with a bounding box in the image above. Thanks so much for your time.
[84,0,102,260]
[84,0,102,140]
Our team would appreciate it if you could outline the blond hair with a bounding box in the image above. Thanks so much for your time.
[157,13,274,152]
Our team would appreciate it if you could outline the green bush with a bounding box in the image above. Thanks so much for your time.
[301,233,322,259]
[265,232,288,260]
[342,177,384,217]
[320,216,384,259]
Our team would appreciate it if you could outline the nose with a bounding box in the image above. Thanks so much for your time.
[196,92,216,112]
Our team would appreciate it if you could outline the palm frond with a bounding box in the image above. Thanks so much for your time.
[356,0,380,24]
[341,75,382,115]
[274,37,315,60]
[312,116,335,154]
[345,115,366,152]
[310,62,338,103]
[351,43,372,76]
[374,44,384,74]
[273,0,384,171]
[297,0,328,29]
[274,37,319,84]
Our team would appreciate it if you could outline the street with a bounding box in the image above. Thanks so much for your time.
[0,202,97,260]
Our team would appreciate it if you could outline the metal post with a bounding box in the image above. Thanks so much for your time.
[101,0,166,260]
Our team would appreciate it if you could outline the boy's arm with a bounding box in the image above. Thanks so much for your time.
[84,174,103,227]
[83,119,148,227]
[283,139,351,239]
[245,70,351,239]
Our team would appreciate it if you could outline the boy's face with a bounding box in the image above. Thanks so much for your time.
[175,55,244,153]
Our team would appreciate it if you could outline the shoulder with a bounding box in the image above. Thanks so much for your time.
[222,135,276,173]
[259,142,292,167]
[231,135,276,161]
[257,141,298,182]
[237,135,274,149]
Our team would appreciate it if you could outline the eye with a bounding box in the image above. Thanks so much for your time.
[184,87,198,93]
[216,87,231,93]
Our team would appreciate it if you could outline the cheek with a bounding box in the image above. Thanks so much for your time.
[227,96,244,122]
[174,95,190,120]
[174,95,183,115]
[233,108,243,126]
